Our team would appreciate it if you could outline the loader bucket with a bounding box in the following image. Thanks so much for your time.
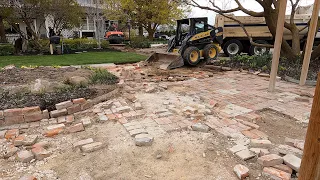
[145,53,184,70]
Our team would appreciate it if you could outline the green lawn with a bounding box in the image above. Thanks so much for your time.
[0,51,147,67]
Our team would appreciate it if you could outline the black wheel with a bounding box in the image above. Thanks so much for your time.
[223,39,243,56]
[249,40,270,56]
[183,46,201,66]
[203,44,219,61]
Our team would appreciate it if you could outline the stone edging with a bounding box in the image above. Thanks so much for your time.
[0,88,119,127]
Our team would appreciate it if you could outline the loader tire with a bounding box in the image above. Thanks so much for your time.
[204,44,218,61]
[183,46,201,66]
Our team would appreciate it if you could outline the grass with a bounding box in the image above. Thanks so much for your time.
[0,51,147,67]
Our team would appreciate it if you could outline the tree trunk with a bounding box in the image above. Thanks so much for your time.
[138,25,143,37]
[264,11,297,60]
[0,16,7,43]
[291,27,301,55]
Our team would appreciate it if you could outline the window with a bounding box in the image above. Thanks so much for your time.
[195,21,205,34]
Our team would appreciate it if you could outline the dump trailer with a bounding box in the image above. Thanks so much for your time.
[215,13,319,56]
[146,17,223,70]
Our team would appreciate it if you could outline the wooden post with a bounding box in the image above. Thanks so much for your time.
[299,0,320,85]
[299,73,320,180]
[50,44,53,55]
[268,0,288,92]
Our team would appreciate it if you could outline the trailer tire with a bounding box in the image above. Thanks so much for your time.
[223,39,243,56]
[183,46,201,66]
[204,44,219,61]
[249,40,270,56]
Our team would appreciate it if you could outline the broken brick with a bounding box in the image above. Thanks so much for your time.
[5,129,19,140]
[68,123,85,133]
[233,164,249,179]
[262,167,291,180]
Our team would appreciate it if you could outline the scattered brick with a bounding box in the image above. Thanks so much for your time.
[4,108,23,117]
[68,123,85,133]
[235,149,255,161]
[183,106,198,114]
[48,118,57,124]
[262,167,291,180]
[23,135,38,146]
[229,145,248,154]
[55,100,73,110]
[233,164,249,180]
[283,154,301,172]
[191,123,210,133]
[118,117,128,124]
[4,116,24,125]
[145,86,156,93]
[241,130,260,139]
[238,120,259,129]
[250,129,269,139]
[67,104,81,114]
[117,106,131,113]
[5,129,19,140]
[14,135,26,146]
[66,115,74,124]
[31,146,51,160]
[257,154,283,167]
[73,138,94,148]
[294,141,304,150]
[57,116,66,124]
[42,110,50,119]
[249,148,269,155]
[135,133,154,146]
[250,139,272,148]
[98,114,108,122]
[16,150,34,163]
[272,164,293,174]
[81,142,103,153]
[32,141,49,149]
[81,117,92,127]
[50,109,68,118]
[106,114,117,121]
[29,122,40,128]
[158,112,173,118]
[276,144,303,157]
[72,98,86,104]
[19,123,30,129]
[44,128,64,137]
[47,124,65,131]
[24,112,43,122]
[134,102,143,110]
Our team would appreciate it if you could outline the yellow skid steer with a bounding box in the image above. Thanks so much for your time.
[146,17,223,70]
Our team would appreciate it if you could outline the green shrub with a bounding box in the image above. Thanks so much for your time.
[101,40,110,49]
[231,54,272,70]
[130,36,151,48]
[63,38,98,50]
[27,39,50,53]
[89,68,119,85]
[0,44,14,56]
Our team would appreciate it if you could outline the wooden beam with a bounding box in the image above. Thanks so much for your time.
[299,0,320,85]
[299,73,320,180]
[268,0,287,92]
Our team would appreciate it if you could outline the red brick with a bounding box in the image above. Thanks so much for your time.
[118,117,128,124]
[14,135,26,146]
[16,150,34,163]
[24,112,43,122]
[250,129,269,139]
[5,129,19,139]
[50,109,68,118]
[4,116,24,125]
[31,146,51,160]
[257,154,283,167]
[81,100,93,110]
[233,164,249,179]
[221,118,237,126]
[66,115,74,124]
[55,101,73,110]
[262,167,291,180]
[67,104,81,114]
[273,164,293,174]
[107,114,117,121]
[122,112,131,119]
[67,123,84,133]
[22,106,41,115]
[72,98,86,104]
[241,130,260,139]
[4,108,23,117]
[44,128,64,137]
[114,113,123,119]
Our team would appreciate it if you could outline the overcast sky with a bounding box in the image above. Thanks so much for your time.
[189,0,314,24]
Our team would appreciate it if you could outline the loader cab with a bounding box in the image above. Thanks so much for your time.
[175,18,209,46]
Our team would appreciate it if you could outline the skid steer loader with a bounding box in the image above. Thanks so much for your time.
[146,17,223,70]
